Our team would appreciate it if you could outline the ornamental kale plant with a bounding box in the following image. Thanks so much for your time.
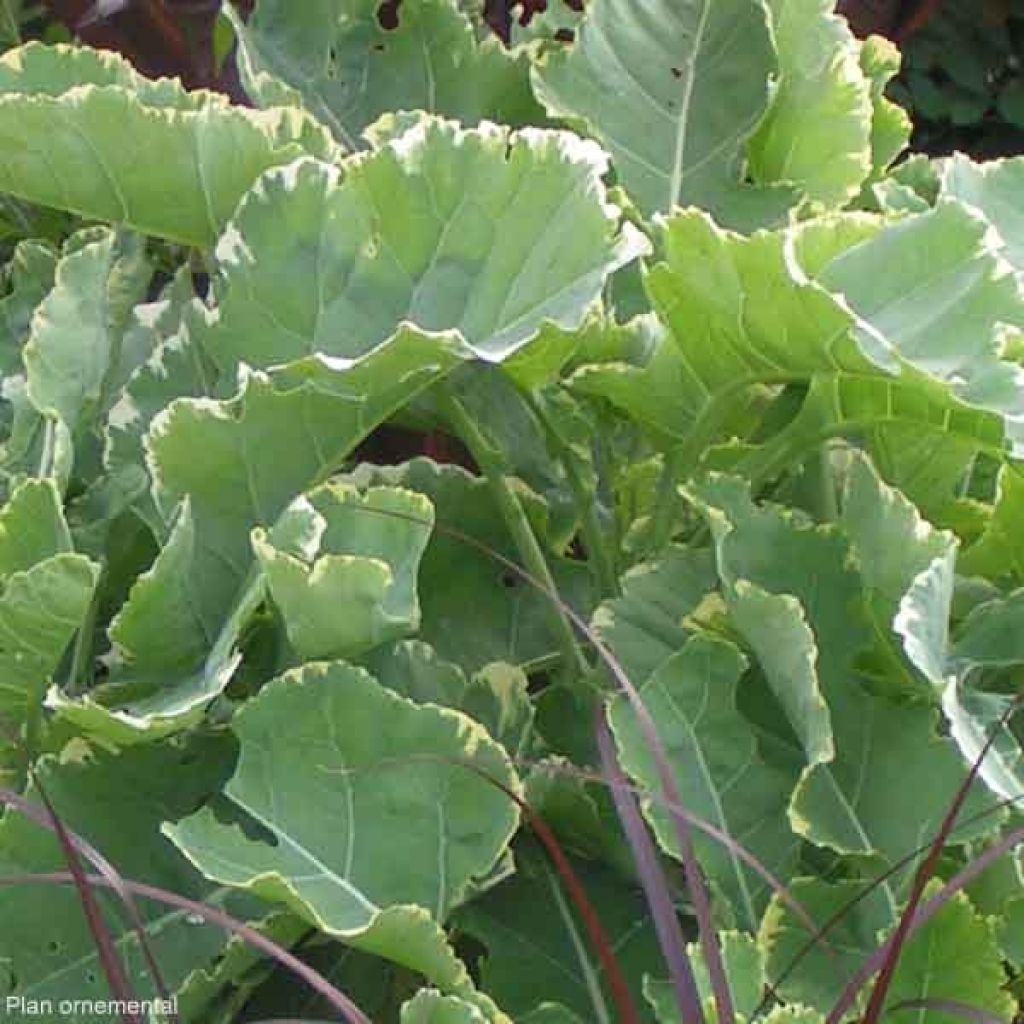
[0,1,1023,1022]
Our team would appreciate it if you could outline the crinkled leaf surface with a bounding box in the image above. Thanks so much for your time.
[347,458,593,673]
[859,36,911,181]
[693,474,995,915]
[883,885,1017,1024]
[23,227,150,435]
[49,328,466,739]
[0,42,337,246]
[254,484,434,660]
[165,661,520,991]
[230,0,543,150]
[897,550,1024,805]
[202,117,645,370]
[941,153,1024,274]
[367,640,536,759]
[748,0,872,207]
[0,479,98,786]
[577,202,1024,472]
[592,545,716,685]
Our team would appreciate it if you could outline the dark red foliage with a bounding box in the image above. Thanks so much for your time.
[41,0,252,98]
[836,0,945,39]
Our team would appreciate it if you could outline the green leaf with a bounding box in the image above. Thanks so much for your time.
[592,545,717,685]
[0,42,338,246]
[347,458,593,673]
[582,203,1024,483]
[104,287,219,532]
[0,734,260,1017]
[0,238,56,373]
[693,475,996,911]
[940,153,1024,275]
[402,990,490,1024]
[838,449,955,692]
[201,118,645,371]
[254,484,434,660]
[748,0,872,207]
[531,0,792,225]
[23,227,150,436]
[858,35,911,180]
[897,552,1024,806]
[229,0,543,150]
[959,465,1024,583]
[165,661,520,996]
[814,201,1024,435]
[643,931,764,1024]
[884,884,1017,1024]
[758,876,892,1012]
[454,841,665,1023]
[50,328,466,740]
[0,479,98,785]
[690,475,839,769]
[369,642,536,758]
[608,634,799,930]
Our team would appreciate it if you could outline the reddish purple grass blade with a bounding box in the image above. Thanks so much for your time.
[0,872,374,1024]
[30,782,142,1023]
[830,824,1024,1016]
[763,793,1021,1006]
[829,697,1021,1024]
[595,712,706,1024]
[0,787,170,1003]
[454,758,644,1024]
[425,518,736,1024]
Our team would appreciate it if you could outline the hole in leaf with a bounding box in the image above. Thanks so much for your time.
[377,0,401,30]
[554,27,574,42]
[47,940,61,955]
[500,571,519,590]
[671,66,682,78]
[518,0,548,27]
[85,971,97,985]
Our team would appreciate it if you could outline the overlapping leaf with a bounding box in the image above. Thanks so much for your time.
[0,735,261,1017]
[0,479,98,786]
[609,634,799,930]
[165,661,519,1006]
[348,458,593,673]
[748,0,873,207]
[49,328,467,740]
[201,117,645,371]
[576,200,1024,474]
[229,0,542,149]
[692,471,996,911]
[0,42,338,246]
[253,484,434,660]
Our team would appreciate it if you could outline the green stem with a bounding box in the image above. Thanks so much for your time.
[66,571,103,697]
[646,444,687,554]
[0,1,20,45]
[523,391,619,597]
[441,389,590,678]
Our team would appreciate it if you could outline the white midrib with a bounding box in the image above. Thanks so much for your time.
[668,0,713,208]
